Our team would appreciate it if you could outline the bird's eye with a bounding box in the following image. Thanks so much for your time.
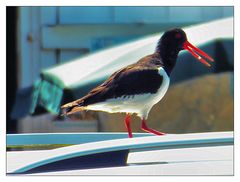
[175,33,181,39]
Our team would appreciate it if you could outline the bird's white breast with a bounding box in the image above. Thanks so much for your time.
[86,67,170,119]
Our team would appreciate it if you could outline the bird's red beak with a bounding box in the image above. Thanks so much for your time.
[183,41,214,67]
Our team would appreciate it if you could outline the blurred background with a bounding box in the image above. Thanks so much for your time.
[7,6,233,134]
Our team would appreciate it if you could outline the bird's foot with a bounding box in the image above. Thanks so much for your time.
[125,113,133,138]
[141,119,165,136]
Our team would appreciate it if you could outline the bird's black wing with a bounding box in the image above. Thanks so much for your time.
[79,65,163,106]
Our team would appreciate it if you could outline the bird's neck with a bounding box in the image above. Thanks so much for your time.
[155,44,179,76]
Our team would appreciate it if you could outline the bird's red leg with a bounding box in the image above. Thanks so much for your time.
[124,113,133,138]
[141,118,165,135]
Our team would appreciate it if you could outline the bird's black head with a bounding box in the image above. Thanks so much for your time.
[156,28,214,76]
[157,28,187,53]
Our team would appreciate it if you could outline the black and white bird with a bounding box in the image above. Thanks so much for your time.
[61,28,214,138]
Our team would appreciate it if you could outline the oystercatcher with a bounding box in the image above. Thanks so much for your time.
[61,28,214,138]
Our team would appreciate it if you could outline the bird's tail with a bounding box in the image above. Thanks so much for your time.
[61,100,87,116]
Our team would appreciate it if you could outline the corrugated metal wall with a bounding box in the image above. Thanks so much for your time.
[17,7,233,89]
